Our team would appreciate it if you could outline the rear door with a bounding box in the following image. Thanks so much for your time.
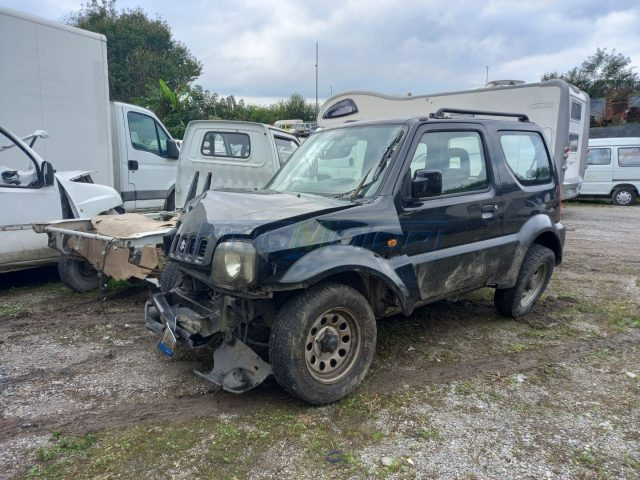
[124,108,177,210]
[582,147,613,195]
[397,124,504,301]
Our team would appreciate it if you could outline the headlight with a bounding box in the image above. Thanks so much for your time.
[212,241,256,286]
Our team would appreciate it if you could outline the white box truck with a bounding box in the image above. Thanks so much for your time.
[317,80,590,199]
[0,6,178,212]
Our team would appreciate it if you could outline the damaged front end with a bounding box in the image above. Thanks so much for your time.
[145,283,272,394]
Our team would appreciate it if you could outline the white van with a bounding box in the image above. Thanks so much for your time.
[582,137,640,205]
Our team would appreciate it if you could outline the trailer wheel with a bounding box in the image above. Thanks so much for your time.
[494,244,555,318]
[269,283,376,405]
[58,254,102,292]
[611,187,636,206]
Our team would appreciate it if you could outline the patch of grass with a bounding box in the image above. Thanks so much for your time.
[623,453,640,470]
[0,300,26,317]
[415,427,440,441]
[506,342,530,353]
[35,432,96,463]
[454,381,473,395]
[575,448,597,467]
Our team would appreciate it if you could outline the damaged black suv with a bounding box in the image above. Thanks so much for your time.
[145,110,565,405]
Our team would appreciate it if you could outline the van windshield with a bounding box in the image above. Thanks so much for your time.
[267,124,404,198]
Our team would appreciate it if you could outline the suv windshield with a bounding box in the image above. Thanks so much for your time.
[267,124,404,197]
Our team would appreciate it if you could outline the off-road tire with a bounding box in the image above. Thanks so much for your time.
[57,254,101,292]
[611,187,636,206]
[494,244,555,319]
[269,283,377,405]
[159,260,180,292]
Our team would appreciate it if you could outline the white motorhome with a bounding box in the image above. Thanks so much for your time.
[0,126,122,273]
[582,137,640,206]
[174,121,299,208]
[317,80,590,199]
[0,6,178,212]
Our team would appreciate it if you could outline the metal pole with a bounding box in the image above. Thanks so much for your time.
[315,42,319,118]
[485,66,489,85]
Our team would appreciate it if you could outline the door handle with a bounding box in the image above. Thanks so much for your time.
[128,160,139,171]
[481,204,498,219]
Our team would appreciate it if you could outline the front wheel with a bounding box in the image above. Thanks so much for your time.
[611,187,636,206]
[494,244,555,319]
[58,254,102,292]
[269,283,377,405]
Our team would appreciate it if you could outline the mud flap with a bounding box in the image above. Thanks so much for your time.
[195,338,271,393]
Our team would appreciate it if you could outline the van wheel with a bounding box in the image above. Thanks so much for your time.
[269,283,376,405]
[58,254,102,292]
[494,244,555,319]
[611,187,636,206]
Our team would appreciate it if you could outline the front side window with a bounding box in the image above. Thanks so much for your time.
[586,148,611,165]
[409,131,489,195]
[571,101,582,121]
[274,136,299,165]
[268,124,404,197]
[618,147,640,167]
[201,132,251,159]
[499,131,552,186]
[0,131,39,188]
[127,112,169,157]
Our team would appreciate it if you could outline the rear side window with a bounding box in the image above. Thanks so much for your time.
[499,131,552,186]
[568,133,579,153]
[201,132,251,159]
[618,147,640,167]
[586,148,611,165]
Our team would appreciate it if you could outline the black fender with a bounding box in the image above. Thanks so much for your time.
[278,245,417,315]
[499,214,565,288]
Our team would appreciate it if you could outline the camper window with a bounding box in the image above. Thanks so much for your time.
[586,148,611,166]
[618,147,640,167]
[499,131,552,186]
[571,102,582,121]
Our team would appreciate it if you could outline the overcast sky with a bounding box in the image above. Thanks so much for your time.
[4,0,640,105]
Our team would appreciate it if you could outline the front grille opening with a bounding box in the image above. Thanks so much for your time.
[173,235,182,253]
[187,237,196,256]
[197,239,208,259]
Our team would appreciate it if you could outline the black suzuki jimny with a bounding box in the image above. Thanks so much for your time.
[145,109,565,405]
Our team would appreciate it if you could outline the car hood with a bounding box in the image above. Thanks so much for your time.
[180,189,356,237]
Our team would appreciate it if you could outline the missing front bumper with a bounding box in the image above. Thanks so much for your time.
[144,285,271,393]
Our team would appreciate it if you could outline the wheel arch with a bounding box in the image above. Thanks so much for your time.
[609,183,639,196]
[532,231,563,265]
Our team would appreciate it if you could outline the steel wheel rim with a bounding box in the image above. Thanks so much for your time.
[616,190,632,205]
[304,307,362,384]
[520,263,548,308]
[78,261,97,279]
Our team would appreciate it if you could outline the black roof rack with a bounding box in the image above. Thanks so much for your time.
[430,108,530,122]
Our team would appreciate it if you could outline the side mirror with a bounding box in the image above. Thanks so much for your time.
[166,139,180,159]
[41,161,55,187]
[411,169,442,198]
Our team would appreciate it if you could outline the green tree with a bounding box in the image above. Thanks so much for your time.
[542,48,640,98]
[68,0,202,103]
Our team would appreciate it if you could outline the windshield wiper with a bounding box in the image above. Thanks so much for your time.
[338,130,405,200]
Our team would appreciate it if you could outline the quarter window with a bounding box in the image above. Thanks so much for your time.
[618,147,640,166]
[499,131,552,186]
[571,102,582,121]
[127,112,170,157]
[274,136,299,165]
[410,131,489,195]
[586,148,611,165]
[201,132,251,159]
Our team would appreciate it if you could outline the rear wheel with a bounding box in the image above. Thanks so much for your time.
[494,244,555,319]
[269,283,376,405]
[58,254,102,292]
[611,187,636,206]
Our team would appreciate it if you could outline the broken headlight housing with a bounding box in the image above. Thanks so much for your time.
[212,241,256,287]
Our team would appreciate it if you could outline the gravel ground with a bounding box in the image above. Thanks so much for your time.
[0,203,639,479]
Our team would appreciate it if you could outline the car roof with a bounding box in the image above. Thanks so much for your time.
[589,137,640,147]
